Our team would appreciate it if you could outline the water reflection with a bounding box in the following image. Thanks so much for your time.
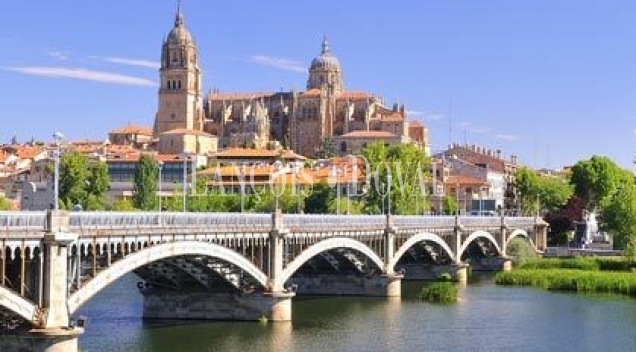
[78,274,636,352]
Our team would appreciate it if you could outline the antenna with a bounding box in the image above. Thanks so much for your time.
[448,93,453,147]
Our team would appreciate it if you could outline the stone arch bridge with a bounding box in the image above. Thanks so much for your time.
[0,211,545,351]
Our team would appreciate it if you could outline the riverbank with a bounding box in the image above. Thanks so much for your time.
[496,257,636,297]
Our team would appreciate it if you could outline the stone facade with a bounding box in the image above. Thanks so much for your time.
[152,7,429,157]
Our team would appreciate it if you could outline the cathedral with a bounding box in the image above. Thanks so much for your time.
[153,5,428,157]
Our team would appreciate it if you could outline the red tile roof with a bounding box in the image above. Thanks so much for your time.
[110,124,153,135]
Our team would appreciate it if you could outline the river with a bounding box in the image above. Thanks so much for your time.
[77,274,636,352]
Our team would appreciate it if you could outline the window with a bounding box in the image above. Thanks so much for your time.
[340,141,347,153]
[178,81,182,89]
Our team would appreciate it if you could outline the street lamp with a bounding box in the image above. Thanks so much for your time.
[387,173,392,215]
[181,153,189,212]
[240,164,246,213]
[52,132,64,211]
[157,161,164,212]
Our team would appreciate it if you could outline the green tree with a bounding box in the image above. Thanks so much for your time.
[442,195,457,215]
[57,152,110,210]
[570,156,629,210]
[316,138,337,159]
[514,167,572,215]
[600,180,636,252]
[304,181,335,214]
[85,161,110,210]
[133,154,159,210]
[110,198,136,211]
[362,142,429,215]
[59,152,90,209]
[0,196,12,210]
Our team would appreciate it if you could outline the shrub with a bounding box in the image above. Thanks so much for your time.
[507,237,537,265]
[418,282,458,304]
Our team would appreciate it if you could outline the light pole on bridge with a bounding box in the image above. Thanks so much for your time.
[158,161,164,212]
[52,131,64,211]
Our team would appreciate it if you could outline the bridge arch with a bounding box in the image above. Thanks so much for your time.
[388,232,455,271]
[458,230,502,259]
[279,237,385,285]
[506,229,535,254]
[0,286,38,325]
[67,241,268,314]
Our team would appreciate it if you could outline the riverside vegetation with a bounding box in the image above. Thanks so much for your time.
[496,257,636,297]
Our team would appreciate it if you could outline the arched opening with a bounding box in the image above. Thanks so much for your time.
[390,233,455,280]
[459,231,503,271]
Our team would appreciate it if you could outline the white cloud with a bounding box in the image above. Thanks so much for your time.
[90,56,160,69]
[406,110,423,116]
[4,66,156,87]
[48,51,69,60]
[496,134,519,141]
[246,55,305,73]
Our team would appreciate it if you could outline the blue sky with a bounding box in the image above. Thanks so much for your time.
[1,1,635,169]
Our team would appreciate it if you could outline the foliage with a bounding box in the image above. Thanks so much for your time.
[110,199,137,211]
[362,142,429,215]
[518,257,635,272]
[569,156,630,210]
[316,138,337,159]
[417,282,458,303]
[506,237,537,266]
[544,196,586,246]
[0,196,12,210]
[58,152,110,210]
[442,195,457,215]
[133,154,159,211]
[304,181,335,214]
[599,178,636,251]
[496,269,636,297]
[514,167,572,215]
[329,198,365,215]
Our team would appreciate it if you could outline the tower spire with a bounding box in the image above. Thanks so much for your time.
[175,0,184,27]
[321,35,329,54]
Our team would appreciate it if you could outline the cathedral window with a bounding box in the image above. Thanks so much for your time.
[178,81,182,89]
[340,141,347,153]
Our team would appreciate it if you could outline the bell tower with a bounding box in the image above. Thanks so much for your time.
[154,2,202,136]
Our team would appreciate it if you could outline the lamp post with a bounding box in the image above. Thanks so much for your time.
[387,173,392,215]
[157,161,164,212]
[181,153,189,212]
[240,164,246,213]
[52,132,64,211]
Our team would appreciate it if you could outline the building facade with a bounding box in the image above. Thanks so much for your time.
[152,6,428,158]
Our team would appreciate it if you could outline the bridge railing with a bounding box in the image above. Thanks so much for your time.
[458,216,502,228]
[0,211,47,230]
[283,214,386,231]
[69,212,272,230]
[392,216,456,228]
[504,217,537,227]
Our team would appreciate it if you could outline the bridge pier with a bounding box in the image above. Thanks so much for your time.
[141,289,294,322]
[290,272,401,297]
[0,211,83,352]
[0,328,83,352]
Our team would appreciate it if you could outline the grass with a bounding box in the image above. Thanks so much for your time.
[518,257,635,272]
[496,269,636,296]
[418,282,458,304]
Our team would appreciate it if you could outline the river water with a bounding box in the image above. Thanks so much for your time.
[77,274,636,352]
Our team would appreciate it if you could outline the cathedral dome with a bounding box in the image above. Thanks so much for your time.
[310,37,340,71]
[167,5,193,44]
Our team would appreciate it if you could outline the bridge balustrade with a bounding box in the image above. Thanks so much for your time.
[504,217,536,227]
[0,211,47,230]
[283,214,386,231]
[392,215,455,228]
[69,212,273,230]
